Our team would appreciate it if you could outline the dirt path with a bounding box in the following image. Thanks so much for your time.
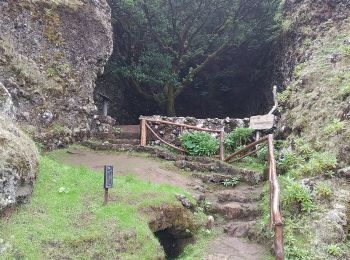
[56,147,269,260]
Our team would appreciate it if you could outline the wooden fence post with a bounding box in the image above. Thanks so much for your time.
[219,130,225,161]
[140,119,147,146]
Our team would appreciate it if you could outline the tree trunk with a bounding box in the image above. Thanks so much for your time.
[166,85,176,116]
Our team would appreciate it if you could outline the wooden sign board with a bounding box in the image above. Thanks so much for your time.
[104,165,114,189]
[249,114,275,130]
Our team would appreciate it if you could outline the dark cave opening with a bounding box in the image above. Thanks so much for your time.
[155,229,181,259]
[94,1,279,125]
[154,229,194,259]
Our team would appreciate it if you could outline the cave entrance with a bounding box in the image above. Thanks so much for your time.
[154,229,194,259]
[94,1,279,125]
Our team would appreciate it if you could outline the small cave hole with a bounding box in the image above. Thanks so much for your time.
[154,229,194,259]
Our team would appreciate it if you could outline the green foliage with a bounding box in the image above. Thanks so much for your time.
[301,152,337,176]
[340,83,350,98]
[224,128,254,152]
[315,183,333,200]
[294,138,314,159]
[341,45,350,58]
[278,151,305,172]
[323,119,345,136]
[326,244,343,257]
[283,218,312,260]
[281,177,314,214]
[277,87,292,103]
[222,176,240,187]
[293,63,306,77]
[47,67,58,77]
[180,131,219,156]
[278,139,337,177]
[111,0,281,115]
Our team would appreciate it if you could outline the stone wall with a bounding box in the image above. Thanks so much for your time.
[142,115,249,145]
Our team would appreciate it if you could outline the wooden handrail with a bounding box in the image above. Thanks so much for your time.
[142,118,223,133]
[145,123,186,153]
[224,135,268,162]
[224,134,284,260]
[140,118,225,160]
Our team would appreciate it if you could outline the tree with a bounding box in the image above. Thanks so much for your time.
[110,0,280,116]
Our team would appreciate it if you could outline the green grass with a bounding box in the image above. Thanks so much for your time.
[0,156,198,259]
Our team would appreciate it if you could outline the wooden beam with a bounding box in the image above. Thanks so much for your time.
[140,119,147,146]
[146,123,186,153]
[141,118,222,133]
[224,136,268,162]
[219,130,225,161]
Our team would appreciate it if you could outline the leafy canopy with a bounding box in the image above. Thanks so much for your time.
[109,0,281,115]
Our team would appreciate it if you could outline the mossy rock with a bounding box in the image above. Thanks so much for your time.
[0,115,38,212]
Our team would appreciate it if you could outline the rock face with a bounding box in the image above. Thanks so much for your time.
[0,0,113,149]
[0,82,15,119]
[0,113,38,212]
[275,0,350,165]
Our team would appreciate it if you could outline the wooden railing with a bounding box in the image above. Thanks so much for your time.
[224,134,284,260]
[139,118,225,161]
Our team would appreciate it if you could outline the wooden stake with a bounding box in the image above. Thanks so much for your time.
[140,119,147,146]
[219,130,225,161]
[104,188,109,205]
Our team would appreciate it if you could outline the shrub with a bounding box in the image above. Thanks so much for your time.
[222,176,240,187]
[301,152,337,176]
[278,151,305,173]
[326,244,343,257]
[315,183,333,200]
[281,177,314,213]
[180,131,219,156]
[323,119,345,136]
[340,83,350,98]
[224,127,254,152]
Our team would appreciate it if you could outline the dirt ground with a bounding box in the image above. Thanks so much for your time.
[55,147,269,260]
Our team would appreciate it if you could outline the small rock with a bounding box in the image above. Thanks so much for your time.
[206,215,215,230]
[338,167,350,178]
[21,112,30,121]
[176,194,192,208]
[42,110,53,123]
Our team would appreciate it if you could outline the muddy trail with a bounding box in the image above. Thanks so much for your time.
[56,147,270,260]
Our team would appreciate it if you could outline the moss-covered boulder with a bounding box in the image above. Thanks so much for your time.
[0,114,38,212]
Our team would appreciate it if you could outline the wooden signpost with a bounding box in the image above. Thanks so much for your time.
[103,165,114,205]
[249,114,275,130]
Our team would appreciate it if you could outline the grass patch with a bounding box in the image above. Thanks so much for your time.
[0,156,197,259]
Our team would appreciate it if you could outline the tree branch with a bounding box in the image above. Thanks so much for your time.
[141,2,178,57]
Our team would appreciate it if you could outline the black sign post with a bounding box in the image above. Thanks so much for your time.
[103,165,113,205]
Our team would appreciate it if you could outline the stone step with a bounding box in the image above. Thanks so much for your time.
[215,185,262,203]
[108,138,140,145]
[223,220,256,238]
[175,160,265,185]
[216,189,253,203]
[215,202,260,220]
[116,125,140,139]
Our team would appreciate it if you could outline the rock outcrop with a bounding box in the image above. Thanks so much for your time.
[0,0,113,149]
[0,115,38,212]
[0,82,38,212]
